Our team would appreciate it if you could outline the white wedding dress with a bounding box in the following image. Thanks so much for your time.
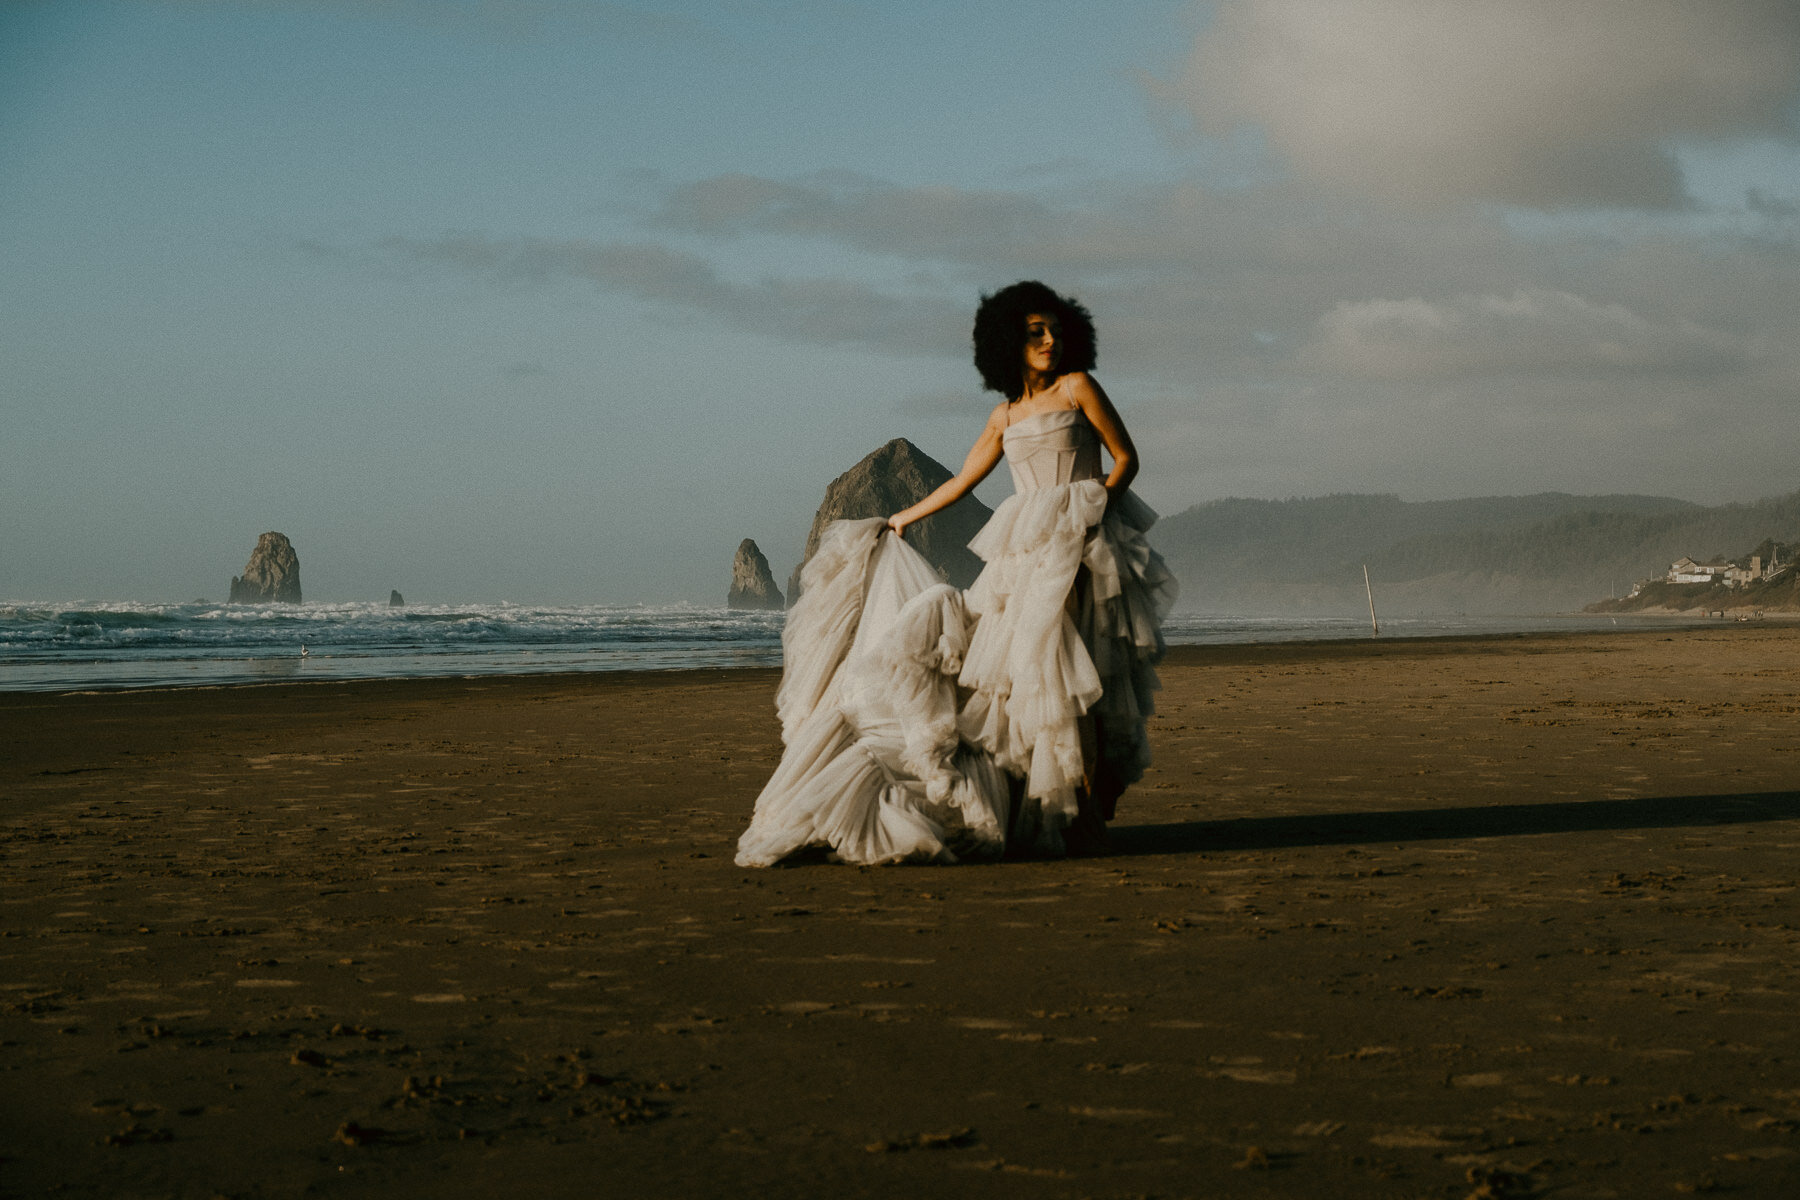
[735,393,1176,867]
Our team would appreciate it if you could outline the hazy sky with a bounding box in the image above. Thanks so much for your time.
[4,0,1799,604]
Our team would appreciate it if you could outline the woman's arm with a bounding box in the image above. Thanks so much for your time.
[887,404,1008,537]
[1067,372,1138,497]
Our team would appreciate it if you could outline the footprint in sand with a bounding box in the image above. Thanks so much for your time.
[1369,1128,1466,1148]
[1208,1058,1298,1084]
[1216,1068,1297,1084]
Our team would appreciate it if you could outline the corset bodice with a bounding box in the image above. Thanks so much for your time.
[1001,408,1103,492]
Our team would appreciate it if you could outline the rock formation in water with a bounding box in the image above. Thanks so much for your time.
[228,532,302,604]
[787,438,992,606]
[389,590,405,607]
[728,539,784,610]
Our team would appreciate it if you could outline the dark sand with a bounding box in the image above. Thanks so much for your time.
[5,627,1800,1198]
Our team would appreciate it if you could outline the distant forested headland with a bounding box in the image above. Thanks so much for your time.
[1151,489,1800,615]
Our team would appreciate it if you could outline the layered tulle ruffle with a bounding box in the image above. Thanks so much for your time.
[958,480,1177,853]
[735,520,1011,867]
[735,483,1176,867]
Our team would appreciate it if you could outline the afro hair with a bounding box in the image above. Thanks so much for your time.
[971,280,1097,399]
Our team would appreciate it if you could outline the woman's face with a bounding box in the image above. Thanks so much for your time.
[1022,312,1061,377]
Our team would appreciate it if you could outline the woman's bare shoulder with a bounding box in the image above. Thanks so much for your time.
[1063,371,1114,409]
[1062,370,1104,398]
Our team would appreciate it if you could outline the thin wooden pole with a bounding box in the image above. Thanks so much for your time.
[1363,564,1379,636]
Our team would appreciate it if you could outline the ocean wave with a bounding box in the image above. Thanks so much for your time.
[0,598,1679,691]
[0,600,783,652]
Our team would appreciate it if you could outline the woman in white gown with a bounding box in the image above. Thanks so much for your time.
[735,282,1175,867]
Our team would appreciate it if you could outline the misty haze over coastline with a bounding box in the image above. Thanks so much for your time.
[6,477,1800,617]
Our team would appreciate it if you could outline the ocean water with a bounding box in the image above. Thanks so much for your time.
[0,600,1692,693]
[0,601,784,692]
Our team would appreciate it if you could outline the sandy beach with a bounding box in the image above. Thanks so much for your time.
[6,625,1800,1198]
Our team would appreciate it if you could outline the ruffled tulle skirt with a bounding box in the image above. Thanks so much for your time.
[735,482,1175,867]
[958,479,1176,854]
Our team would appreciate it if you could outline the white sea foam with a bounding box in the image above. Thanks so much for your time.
[0,599,1686,692]
[0,600,786,690]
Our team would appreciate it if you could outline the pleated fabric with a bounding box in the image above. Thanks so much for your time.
[736,405,1177,867]
[735,520,1012,867]
[957,479,1177,853]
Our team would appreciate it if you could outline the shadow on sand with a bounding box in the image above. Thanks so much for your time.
[1108,791,1800,856]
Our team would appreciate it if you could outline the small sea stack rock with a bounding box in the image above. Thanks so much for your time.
[228,532,302,604]
[728,539,784,610]
[389,590,405,607]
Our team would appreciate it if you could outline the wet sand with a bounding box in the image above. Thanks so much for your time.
[5,626,1800,1198]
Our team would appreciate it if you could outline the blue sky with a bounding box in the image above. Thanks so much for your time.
[4,1,1798,603]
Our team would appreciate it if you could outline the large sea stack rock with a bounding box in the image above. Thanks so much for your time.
[727,539,784,610]
[787,438,993,605]
[228,532,302,604]
[389,590,405,607]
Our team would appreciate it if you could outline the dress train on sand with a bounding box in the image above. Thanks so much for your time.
[734,520,1014,867]
[736,402,1176,866]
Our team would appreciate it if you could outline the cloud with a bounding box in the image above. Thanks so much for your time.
[392,167,1800,387]
[1747,186,1800,218]
[1300,289,1749,381]
[363,160,1800,509]
[382,232,964,357]
[639,169,1482,298]
[194,0,712,42]
[651,171,1058,263]
[1175,0,1800,209]
[390,167,1800,394]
